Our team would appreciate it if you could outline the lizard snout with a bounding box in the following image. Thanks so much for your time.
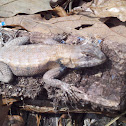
[98,52,106,62]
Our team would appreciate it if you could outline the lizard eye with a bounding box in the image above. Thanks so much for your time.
[82,52,89,56]
[85,54,89,57]
[81,52,91,57]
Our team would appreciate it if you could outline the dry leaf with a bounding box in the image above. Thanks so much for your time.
[0,96,11,126]
[3,115,24,126]
[88,0,126,22]
[0,14,101,34]
[106,18,126,38]
[53,6,68,17]
[76,22,126,43]
[0,0,52,17]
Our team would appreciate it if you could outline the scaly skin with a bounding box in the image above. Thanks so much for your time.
[0,36,106,99]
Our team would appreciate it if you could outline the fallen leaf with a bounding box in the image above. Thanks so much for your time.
[3,115,24,126]
[0,0,52,17]
[0,96,11,126]
[88,0,126,22]
[76,22,126,43]
[106,18,126,38]
[53,6,68,17]
[0,14,102,34]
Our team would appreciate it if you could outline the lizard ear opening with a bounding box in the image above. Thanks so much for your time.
[57,58,75,68]
[56,58,63,66]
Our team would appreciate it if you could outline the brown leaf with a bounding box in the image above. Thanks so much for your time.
[53,6,68,17]
[79,22,126,43]
[106,18,126,38]
[88,0,126,22]
[3,115,24,126]
[0,96,11,126]
[0,14,101,34]
[0,0,52,17]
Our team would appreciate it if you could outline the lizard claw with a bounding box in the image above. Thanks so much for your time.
[61,84,81,103]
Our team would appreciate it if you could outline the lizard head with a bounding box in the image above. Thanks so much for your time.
[66,43,106,68]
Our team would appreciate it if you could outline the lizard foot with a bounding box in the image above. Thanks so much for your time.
[43,67,83,103]
[61,83,83,103]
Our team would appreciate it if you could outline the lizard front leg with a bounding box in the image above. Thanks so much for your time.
[43,67,81,101]
[0,62,13,83]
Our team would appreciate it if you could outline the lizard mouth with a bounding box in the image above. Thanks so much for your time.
[73,56,106,68]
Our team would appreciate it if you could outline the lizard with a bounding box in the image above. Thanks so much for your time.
[0,35,106,99]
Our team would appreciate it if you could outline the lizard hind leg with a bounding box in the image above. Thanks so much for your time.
[43,67,80,102]
[0,62,13,83]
